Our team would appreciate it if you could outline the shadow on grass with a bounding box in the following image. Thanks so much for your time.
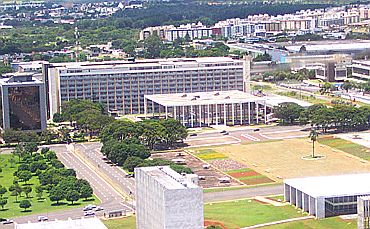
[51,202,67,207]
[21,209,32,213]
[0,208,9,211]
[67,202,81,206]
[82,198,95,202]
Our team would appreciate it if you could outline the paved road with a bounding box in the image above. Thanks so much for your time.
[204,184,284,203]
[74,143,136,196]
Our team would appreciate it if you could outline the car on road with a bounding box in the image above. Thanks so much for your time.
[1,219,13,224]
[220,130,227,133]
[223,132,229,135]
[84,211,95,217]
[189,133,197,137]
[83,204,96,211]
[125,174,134,178]
[95,206,104,211]
[253,128,260,132]
[38,216,48,222]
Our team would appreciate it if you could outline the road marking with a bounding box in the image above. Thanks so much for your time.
[241,134,260,142]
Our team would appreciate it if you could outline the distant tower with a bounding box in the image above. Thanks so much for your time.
[243,55,252,93]
[75,26,80,62]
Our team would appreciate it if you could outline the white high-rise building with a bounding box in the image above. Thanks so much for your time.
[135,166,204,229]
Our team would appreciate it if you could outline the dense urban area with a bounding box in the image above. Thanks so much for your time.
[2,0,370,229]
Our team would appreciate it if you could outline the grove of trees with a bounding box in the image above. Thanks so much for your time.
[274,102,370,133]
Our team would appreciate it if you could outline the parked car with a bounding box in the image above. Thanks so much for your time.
[95,206,104,211]
[189,133,197,137]
[220,130,227,133]
[2,219,14,224]
[223,132,229,135]
[84,211,95,217]
[38,216,48,222]
[253,128,260,132]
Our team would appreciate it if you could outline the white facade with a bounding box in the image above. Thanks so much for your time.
[285,173,370,219]
[135,166,204,229]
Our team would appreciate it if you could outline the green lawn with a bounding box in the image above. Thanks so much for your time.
[318,137,370,160]
[103,217,136,229]
[264,217,356,229]
[0,154,100,218]
[195,149,228,160]
[204,199,303,228]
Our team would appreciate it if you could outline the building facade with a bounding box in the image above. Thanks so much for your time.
[352,60,370,82]
[358,196,370,229]
[44,57,249,119]
[0,73,47,131]
[135,166,204,229]
[284,173,370,219]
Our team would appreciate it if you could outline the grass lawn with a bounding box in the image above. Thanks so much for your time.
[195,149,228,161]
[204,199,303,228]
[103,217,136,229]
[264,217,356,229]
[318,136,370,160]
[0,154,100,218]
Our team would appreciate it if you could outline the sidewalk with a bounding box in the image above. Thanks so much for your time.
[241,216,314,229]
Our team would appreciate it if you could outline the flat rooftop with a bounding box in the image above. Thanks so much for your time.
[286,41,370,53]
[145,90,265,107]
[285,173,370,198]
[15,217,107,229]
[50,57,243,70]
[137,166,199,190]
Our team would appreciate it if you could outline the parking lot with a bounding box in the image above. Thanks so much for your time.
[151,151,242,188]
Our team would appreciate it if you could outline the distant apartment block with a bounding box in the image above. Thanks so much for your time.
[140,22,215,41]
[0,73,46,131]
[315,62,349,82]
[135,166,204,229]
[43,57,249,118]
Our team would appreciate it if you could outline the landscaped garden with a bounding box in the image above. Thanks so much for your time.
[226,168,274,185]
[0,145,99,219]
[103,216,136,229]
[195,149,228,161]
[318,136,370,160]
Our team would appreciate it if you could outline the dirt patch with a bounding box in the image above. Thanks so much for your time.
[228,171,259,178]
[241,176,275,185]
[204,220,227,229]
[208,159,247,171]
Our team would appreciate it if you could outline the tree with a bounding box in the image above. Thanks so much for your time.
[49,186,64,204]
[19,199,31,211]
[12,145,24,162]
[0,199,7,210]
[24,142,38,156]
[144,34,163,58]
[309,128,318,158]
[79,184,93,201]
[0,186,7,198]
[35,186,43,200]
[23,186,32,198]
[17,171,32,184]
[140,120,165,149]
[8,157,16,168]
[123,156,144,172]
[274,102,304,124]
[160,119,188,147]
[46,151,57,161]
[9,184,22,202]
[65,190,80,205]
[41,147,50,155]
[0,63,13,75]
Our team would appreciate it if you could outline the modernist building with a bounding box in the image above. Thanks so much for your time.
[44,57,250,119]
[135,166,204,229]
[352,60,370,82]
[144,90,268,127]
[315,62,348,82]
[284,173,370,219]
[358,196,370,229]
[15,217,107,229]
[0,73,47,131]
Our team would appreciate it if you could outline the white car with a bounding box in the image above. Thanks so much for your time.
[2,219,13,224]
[38,216,48,222]
[84,211,95,217]
[95,206,104,211]
[83,204,96,211]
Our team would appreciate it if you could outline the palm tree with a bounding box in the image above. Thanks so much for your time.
[309,128,318,158]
